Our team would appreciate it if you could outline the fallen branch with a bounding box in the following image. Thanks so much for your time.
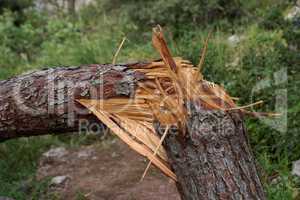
[0,63,145,141]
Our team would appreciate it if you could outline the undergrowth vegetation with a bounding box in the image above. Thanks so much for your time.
[0,0,299,199]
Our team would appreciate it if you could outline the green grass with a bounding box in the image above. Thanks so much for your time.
[0,1,299,199]
[0,137,58,199]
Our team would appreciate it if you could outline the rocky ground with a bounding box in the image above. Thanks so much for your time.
[37,138,180,200]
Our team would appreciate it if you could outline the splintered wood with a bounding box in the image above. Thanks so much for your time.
[78,25,276,181]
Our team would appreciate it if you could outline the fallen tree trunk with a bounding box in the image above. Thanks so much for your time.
[0,63,146,141]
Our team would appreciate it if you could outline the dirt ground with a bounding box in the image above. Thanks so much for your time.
[37,138,180,200]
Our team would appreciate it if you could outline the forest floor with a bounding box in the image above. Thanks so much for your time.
[36,138,179,200]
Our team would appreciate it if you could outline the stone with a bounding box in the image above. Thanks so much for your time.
[51,175,69,186]
[285,6,300,20]
[227,34,243,46]
[292,160,300,177]
[43,147,67,159]
[270,176,282,185]
[77,149,94,159]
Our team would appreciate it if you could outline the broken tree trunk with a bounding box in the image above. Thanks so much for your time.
[0,62,266,199]
[156,104,266,199]
[150,26,265,199]
[0,63,146,141]
[0,25,266,199]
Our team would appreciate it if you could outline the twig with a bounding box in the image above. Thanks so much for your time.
[230,97,240,100]
[152,25,178,72]
[198,30,213,71]
[243,110,281,117]
[140,125,170,181]
[225,100,264,111]
[112,37,126,65]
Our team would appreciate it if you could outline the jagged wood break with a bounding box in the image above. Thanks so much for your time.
[78,26,266,199]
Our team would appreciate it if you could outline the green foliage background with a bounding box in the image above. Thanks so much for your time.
[0,0,299,199]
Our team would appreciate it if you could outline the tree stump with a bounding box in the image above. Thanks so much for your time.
[157,103,266,200]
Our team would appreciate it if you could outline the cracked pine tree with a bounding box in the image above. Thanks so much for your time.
[0,26,266,199]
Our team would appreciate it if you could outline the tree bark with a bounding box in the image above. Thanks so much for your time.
[156,103,266,200]
[67,0,76,14]
[0,63,146,141]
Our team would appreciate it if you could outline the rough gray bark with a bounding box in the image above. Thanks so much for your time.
[0,63,146,141]
[156,103,266,200]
